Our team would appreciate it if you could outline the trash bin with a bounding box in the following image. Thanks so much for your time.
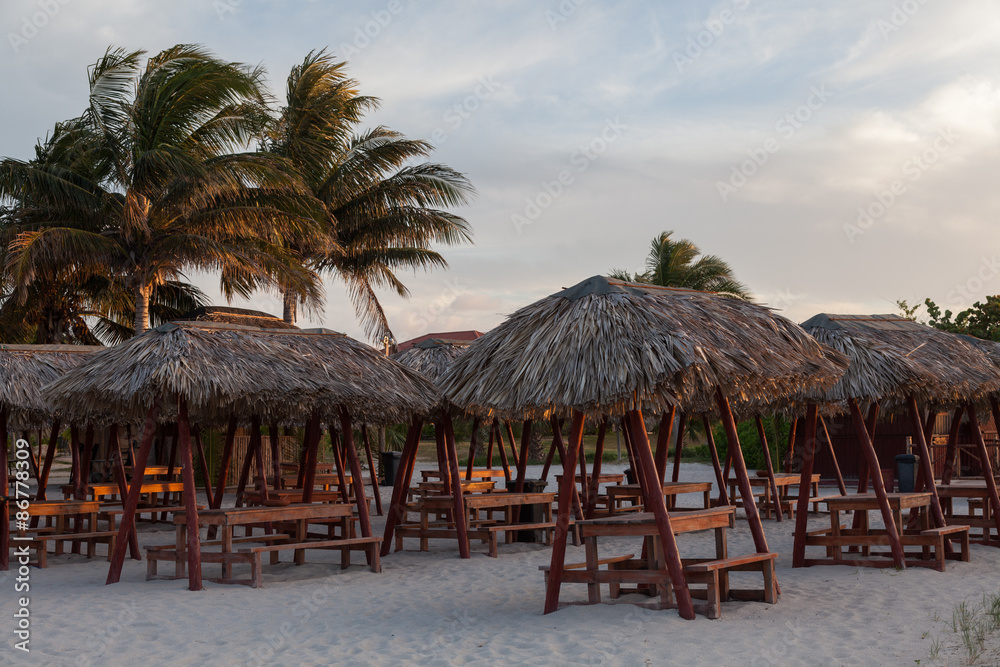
[380,451,403,486]
[506,479,549,542]
[623,468,637,485]
[895,453,919,493]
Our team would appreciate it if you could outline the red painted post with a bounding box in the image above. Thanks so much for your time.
[300,413,321,504]
[586,419,607,519]
[442,415,470,559]
[465,417,480,480]
[653,406,676,484]
[381,419,423,557]
[907,395,946,530]
[756,416,782,522]
[515,420,532,493]
[340,410,373,541]
[792,405,818,567]
[505,421,520,470]
[176,397,203,590]
[269,423,282,491]
[193,429,214,509]
[818,416,848,495]
[543,410,586,614]
[671,412,687,483]
[36,419,61,501]
[108,425,139,559]
[716,389,770,554]
[212,416,238,508]
[703,416,729,506]
[361,425,383,516]
[107,403,160,584]
[493,420,511,481]
[941,406,964,485]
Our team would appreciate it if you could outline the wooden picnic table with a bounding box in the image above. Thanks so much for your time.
[727,473,821,519]
[396,491,558,557]
[422,468,505,481]
[555,473,625,486]
[62,481,185,504]
[934,481,999,543]
[606,482,712,515]
[125,465,181,481]
[243,489,342,506]
[279,473,351,491]
[803,492,969,571]
[556,506,777,618]
[9,500,116,567]
[148,503,379,587]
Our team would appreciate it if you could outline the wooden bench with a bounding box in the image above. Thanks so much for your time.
[13,501,117,567]
[484,521,579,557]
[238,537,382,588]
[21,531,117,568]
[539,553,634,596]
[145,534,290,580]
[902,526,970,571]
[683,552,779,619]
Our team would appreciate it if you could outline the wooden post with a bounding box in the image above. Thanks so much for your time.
[211,416,238,508]
[193,429,214,509]
[627,409,696,620]
[848,398,905,567]
[783,418,798,474]
[756,416,783,522]
[505,421,520,471]
[36,419,61,501]
[514,420,532,492]
[329,427,352,502]
[69,425,80,497]
[485,419,496,469]
[233,428,256,508]
[0,408,8,571]
[381,419,423,557]
[107,425,139,559]
[653,406,676,484]
[907,395,947,530]
[362,425,383,516]
[544,411,587,614]
[250,416,269,502]
[296,424,309,490]
[166,423,179,478]
[465,416,481,480]
[493,420,511,482]
[340,410,373,543]
[78,424,95,500]
[300,413,321,504]
[442,415,471,559]
[269,423,282,491]
[968,402,1000,544]
[433,423,452,498]
[819,415,848,495]
[941,406,964,485]
[716,389,770,554]
[671,412,687,483]
[107,402,161,584]
[702,416,728,506]
[792,405,819,567]
[577,429,589,511]
[540,419,559,482]
[176,397,203,591]
[586,418,607,519]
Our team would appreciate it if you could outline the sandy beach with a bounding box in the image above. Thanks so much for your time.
[5,461,998,666]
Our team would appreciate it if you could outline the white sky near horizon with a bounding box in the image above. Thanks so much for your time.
[2,0,999,345]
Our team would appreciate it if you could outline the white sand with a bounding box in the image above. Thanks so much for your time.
[5,462,999,666]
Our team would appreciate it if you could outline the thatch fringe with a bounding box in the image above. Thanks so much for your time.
[0,344,100,429]
[42,322,440,426]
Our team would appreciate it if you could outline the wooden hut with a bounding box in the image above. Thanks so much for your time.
[42,321,440,590]
[792,314,1000,568]
[432,276,845,618]
[0,344,101,570]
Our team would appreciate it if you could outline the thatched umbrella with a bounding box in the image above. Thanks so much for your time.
[175,305,299,330]
[792,314,1000,568]
[0,344,99,571]
[435,276,845,618]
[43,321,440,590]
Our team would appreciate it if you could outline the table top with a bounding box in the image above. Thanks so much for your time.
[555,473,625,484]
[937,484,994,497]
[608,481,712,496]
[172,502,353,526]
[11,500,100,517]
[62,481,184,496]
[578,507,735,537]
[419,492,556,510]
[422,469,503,480]
[824,492,932,511]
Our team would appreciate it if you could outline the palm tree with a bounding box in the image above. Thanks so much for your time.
[610,230,751,299]
[0,45,321,335]
[265,50,475,339]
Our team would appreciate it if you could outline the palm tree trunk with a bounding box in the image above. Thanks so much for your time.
[282,290,297,325]
[134,283,152,334]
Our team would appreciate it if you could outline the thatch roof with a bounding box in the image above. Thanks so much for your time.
[437,276,846,421]
[396,330,483,353]
[176,306,298,330]
[391,339,469,385]
[0,344,101,428]
[42,322,440,426]
[798,314,1000,411]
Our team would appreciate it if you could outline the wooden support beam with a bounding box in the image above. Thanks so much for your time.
[539,419,559,482]
[108,425,139,559]
[505,421,520,471]
[514,420,532,492]
[233,425,256,508]
[703,416,729,506]
[941,406,964,485]
[653,406,676,485]
[381,419,423,557]
[329,426,351,502]
[465,416,481,480]
[362,425,383,516]
[544,410,586,615]
[627,409,696,620]
[176,397,203,590]
[969,402,1000,544]
[817,415,847,495]
[191,428,214,511]
[783,418,798,474]
[756,416,783,522]
[493,419,511,482]
[585,418,607,519]
[485,419,495,469]
[36,419,61,501]
[907,395,947,531]
[69,425,80,496]
[212,416,238,508]
[340,410,374,549]
[716,389,770,555]
[577,426,589,511]
[300,413,321,504]
[792,405,819,567]
[269,423,282,492]
[107,402,160,584]
[433,422,451,495]
[848,398,905,568]
[250,416,268,502]
[442,414,471,559]
[671,412,686,483]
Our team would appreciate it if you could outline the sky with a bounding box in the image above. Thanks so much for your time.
[2,0,999,345]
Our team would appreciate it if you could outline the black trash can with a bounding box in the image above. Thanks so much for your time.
[380,451,403,486]
[506,479,549,542]
[623,468,637,485]
[895,453,920,493]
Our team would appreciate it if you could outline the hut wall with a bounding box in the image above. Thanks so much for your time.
[806,411,1000,481]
